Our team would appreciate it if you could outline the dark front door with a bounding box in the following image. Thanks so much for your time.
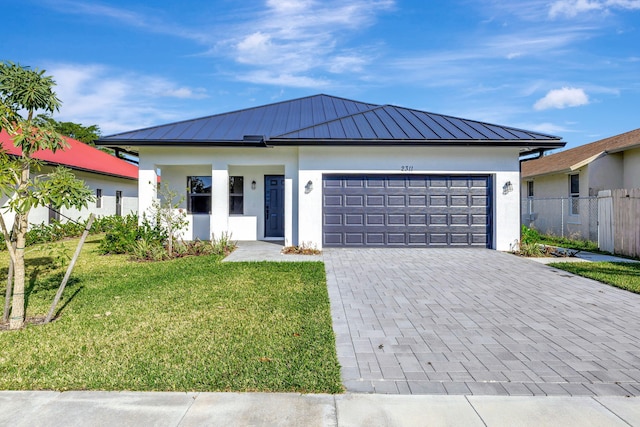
[264,175,284,238]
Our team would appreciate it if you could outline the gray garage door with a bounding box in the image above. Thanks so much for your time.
[322,174,492,247]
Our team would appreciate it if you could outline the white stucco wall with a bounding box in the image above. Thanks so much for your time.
[138,146,298,243]
[137,145,523,251]
[1,167,137,231]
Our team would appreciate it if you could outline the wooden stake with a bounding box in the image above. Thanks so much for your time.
[45,214,95,324]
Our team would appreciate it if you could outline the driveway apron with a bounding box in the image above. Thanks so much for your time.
[323,248,640,396]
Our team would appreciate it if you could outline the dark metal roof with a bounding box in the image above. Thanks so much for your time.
[97,94,564,151]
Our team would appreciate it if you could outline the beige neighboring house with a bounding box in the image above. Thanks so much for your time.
[521,128,640,239]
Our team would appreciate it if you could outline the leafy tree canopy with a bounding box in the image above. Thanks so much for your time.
[36,116,101,145]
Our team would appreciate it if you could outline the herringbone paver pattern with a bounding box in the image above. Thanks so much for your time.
[324,248,640,396]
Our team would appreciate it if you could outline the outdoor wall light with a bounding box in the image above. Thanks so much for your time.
[251,180,256,190]
[503,181,513,194]
[305,180,313,194]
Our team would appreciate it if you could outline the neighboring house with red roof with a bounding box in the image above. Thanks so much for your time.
[1,129,138,229]
[520,128,640,240]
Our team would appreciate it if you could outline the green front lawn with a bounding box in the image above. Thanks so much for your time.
[548,261,640,294]
[0,238,342,393]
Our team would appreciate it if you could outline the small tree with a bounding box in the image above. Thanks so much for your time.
[0,62,93,329]
[149,183,188,257]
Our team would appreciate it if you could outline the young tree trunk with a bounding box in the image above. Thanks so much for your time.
[3,256,13,323]
[9,164,30,330]
[0,216,17,324]
[9,213,27,329]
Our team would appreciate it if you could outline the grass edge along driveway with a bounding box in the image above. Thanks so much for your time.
[0,238,342,393]
[548,261,640,294]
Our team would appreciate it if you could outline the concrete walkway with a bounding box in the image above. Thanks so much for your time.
[528,249,639,264]
[223,240,323,262]
[2,391,639,426]
[324,248,640,396]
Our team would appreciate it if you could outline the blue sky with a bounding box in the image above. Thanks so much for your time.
[5,0,640,150]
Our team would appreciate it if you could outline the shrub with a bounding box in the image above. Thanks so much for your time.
[210,232,236,256]
[521,225,541,245]
[282,241,321,255]
[131,239,169,262]
[97,214,141,254]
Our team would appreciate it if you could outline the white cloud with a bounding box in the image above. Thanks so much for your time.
[221,0,394,85]
[43,0,209,43]
[520,122,573,134]
[48,64,208,134]
[549,0,640,18]
[233,70,330,88]
[533,87,590,110]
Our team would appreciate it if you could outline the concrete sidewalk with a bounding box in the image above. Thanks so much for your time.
[1,391,639,426]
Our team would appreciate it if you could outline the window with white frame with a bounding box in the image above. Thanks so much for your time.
[187,176,212,214]
[527,181,534,197]
[96,189,102,208]
[229,176,244,215]
[569,173,579,215]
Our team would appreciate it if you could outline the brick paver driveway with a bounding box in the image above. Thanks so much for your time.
[323,248,640,396]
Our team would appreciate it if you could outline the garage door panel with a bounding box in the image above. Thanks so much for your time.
[366,195,385,206]
[323,174,491,248]
[345,233,364,244]
[387,233,406,244]
[450,195,469,206]
[409,214,427,225]
[324,195,343,207]
[366,233,384,244]
[408,195,426,206]
[365,178,385,188]
[451,214,470,225]
[345,195,364,206]
[430,195,448,206]
[345,214,364,225]
[388,195,406,206]
[387,214,405,225]
[324,214,342,225]
[366,214,385,225]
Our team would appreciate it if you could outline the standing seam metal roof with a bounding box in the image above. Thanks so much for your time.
[98,94,562,147]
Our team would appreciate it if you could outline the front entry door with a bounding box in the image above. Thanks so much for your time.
[264,175,284,238]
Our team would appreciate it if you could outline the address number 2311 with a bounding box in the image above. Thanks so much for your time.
[400,165,414,171]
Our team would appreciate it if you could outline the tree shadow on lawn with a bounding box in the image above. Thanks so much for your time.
[24,257,82,313]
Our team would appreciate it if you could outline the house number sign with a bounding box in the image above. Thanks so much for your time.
[400,165,414,171]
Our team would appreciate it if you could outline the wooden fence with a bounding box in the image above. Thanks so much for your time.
[598,189,640,258]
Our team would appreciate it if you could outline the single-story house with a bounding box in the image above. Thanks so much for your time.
[1,129,139,229]
[521,128,640,239]
[97,94,564,250]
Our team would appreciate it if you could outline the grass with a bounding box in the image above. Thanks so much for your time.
[548,261,640,294]
[537,234,600,253]
[0,237,342,393]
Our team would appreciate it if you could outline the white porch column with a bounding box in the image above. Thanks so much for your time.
[138,167,158,225]
[284,177,293,246]
[210,167,229,239]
